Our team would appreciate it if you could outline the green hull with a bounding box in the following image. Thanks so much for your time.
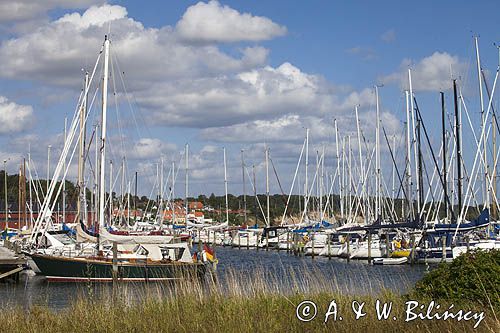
[31,254,206,282]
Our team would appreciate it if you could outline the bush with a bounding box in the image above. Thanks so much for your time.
[412,249,500,309]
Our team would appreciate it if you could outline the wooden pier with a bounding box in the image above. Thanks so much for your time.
[0,244,26,282]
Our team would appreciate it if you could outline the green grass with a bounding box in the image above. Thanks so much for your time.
[0,265,499,333]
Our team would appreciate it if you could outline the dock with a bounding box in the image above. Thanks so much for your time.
[0,244,26,282]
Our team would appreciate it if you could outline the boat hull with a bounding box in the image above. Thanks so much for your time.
[30,254,206,282]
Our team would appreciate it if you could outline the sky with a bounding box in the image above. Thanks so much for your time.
[0,0,498,200]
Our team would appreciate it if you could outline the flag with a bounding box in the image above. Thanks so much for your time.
[203,244,215,262]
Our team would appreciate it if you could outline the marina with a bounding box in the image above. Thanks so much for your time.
[0,1,499,332]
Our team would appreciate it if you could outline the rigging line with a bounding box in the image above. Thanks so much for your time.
[110,52,126,159]
[269,157,286,197]
[382,126,409,222]
[413,97,455,220]
[244,164,268,225]
[113,53,150,141]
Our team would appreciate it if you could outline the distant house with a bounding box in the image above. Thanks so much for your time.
[189,201,203,210]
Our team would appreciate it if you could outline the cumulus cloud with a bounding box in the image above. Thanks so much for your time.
[137,62,342,128]
[176,1,286,43]
[0,96,34,134]
[0,0,101,23]
[0,4,270,87]
[381,52,464,91]
[127,138,177,160]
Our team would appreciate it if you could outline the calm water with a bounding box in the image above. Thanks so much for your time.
[0,247,428,309]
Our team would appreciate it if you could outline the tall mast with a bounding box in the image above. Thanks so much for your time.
[355,107,366,224]
[441,92,448,221]
[265,146,270,227]
[416,98,424,210]
[134,171,137,221]
[223,147,229,224]
[453,79,463,219]
[28,151,33,229]
[334,120,343,219]
[409,69,420,215]
[171,161,175,224]
[93,124,99,226]
[405,90,413,219]
[253,164,257,224]
[392,135,396,216]
[63,117,67,223]
[185,143,189,225]
[304,128,309,211]
[320,146,325,222]
[375,85,381,222]
[122,157,126,225]
[241,149,247,224]
[98,35,110,234]
[475,36,489,209]
[77,71,89,224]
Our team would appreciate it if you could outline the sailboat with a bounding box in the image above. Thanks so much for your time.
[26,36,207,282]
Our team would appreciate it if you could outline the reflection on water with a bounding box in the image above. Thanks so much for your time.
[0,247,427,309]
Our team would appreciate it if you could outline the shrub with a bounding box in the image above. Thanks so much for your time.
[412,249,500,309]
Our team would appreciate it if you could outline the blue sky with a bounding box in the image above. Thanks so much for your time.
[0,1,498,201]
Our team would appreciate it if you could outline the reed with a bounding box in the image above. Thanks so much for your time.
[0,266,498,333]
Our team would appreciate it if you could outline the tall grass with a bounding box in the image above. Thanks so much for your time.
[0,267,498,332]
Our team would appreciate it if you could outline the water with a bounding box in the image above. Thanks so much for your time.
[0,247,427,309]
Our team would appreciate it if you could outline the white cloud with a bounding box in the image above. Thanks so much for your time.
[0,96,34,134]
[0,0,101,23]
[381,52,465,91]
[135,62,342,128]
[0,4,270,87]
[127,138,177,160]
[176,1,286,43]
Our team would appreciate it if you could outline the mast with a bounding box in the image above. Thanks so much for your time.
[375,86,381,222]
[134,171,137,221]
[28,151,33,229]
[63,117,67,224]
[109,160,113,224]
[253,164,257,224]
[334,120,343,219]
[304,128,309,211]
[3,159,7,228]
[409,69,420,215]
[241,149,247,224]
[475,36,489,209]
[98,35,110,237]
[405,90,413,219]
[171,161,175,224]
[23,158,26,228]
[355,107,366,224]
[77,71,89,224]
[416,98,424,210]
[122,156,126,225]
[453,79,463,219]
[47,145,51,195]
[265,146,270,227]
[223,147,229,224]
[185,143,189,225]
[392,135,396,216]
[320,146,324,222]
[441,92,448,221]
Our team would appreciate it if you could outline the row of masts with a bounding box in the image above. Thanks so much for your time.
[12,35,498,238]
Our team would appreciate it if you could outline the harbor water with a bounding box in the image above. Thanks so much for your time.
[0,247,427,309]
